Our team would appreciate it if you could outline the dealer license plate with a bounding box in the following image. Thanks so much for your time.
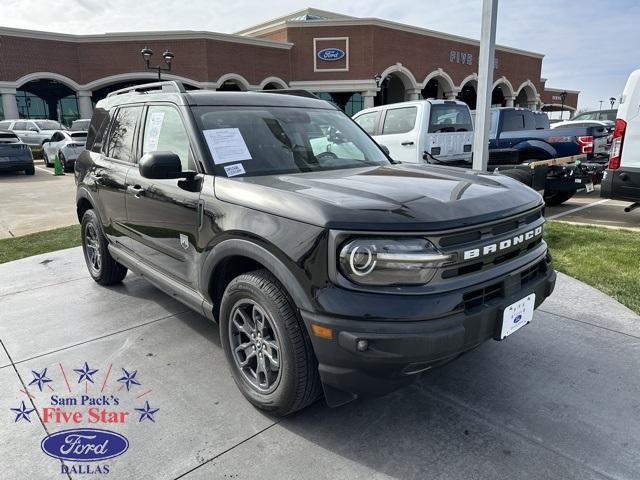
[585,182,594,193]
[499,294,535,339]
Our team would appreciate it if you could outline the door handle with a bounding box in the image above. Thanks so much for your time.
[401,141,414,146]
[127,185,145,198]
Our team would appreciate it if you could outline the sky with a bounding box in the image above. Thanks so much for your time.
[3,0,639,113]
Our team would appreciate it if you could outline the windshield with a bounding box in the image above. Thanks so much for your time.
[71,120,90,131]
[34,120,63,130]
[428,104,473,133]
[194,106,390,176]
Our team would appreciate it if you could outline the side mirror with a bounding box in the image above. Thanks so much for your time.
[139,152,183,179]
[29,127,39,132]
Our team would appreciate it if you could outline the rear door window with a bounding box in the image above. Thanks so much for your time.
[105,106,142,162]
[534,113,550,130]
[13,121,27,130]
[428,104,473,133]
[502,111,527,132]
[86,108,112,153]
[354,111,380,135]
[381,107,417,135]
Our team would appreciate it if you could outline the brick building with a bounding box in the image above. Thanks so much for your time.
[0,8,578,125]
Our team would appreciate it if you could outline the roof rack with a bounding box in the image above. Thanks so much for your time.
[107,81,186,98]
[258,89,320,100]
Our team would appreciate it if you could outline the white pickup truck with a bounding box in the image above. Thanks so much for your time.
[352,99,474,164]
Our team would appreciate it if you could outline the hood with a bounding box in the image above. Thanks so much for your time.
[214,164,543,231]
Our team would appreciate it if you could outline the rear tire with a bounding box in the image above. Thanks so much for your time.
[43,152,51,167]
[81,209,127,285]
[219,269,321,416]
[544,190,575,206]
[24,166,35,175]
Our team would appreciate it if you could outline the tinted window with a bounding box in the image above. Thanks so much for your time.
[0,121,12,129]
[194,106,389,177]
[34,120,62,130]
[381,107,417,135]
[502,111,527,131]
[71,120,91,131]
[86,108,111,153]
[13,122,27,130]
[354,111,379,135]
[534,113,550,130]
[428,104,473,133]
[50,132,65,142]
[70,132,87,142]
[599,110,617,121]
[142,106,194,171]
[573,112,598,121]
[106,106,142,162]
[0,132,19,142]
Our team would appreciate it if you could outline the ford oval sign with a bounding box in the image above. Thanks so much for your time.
[317,48,345,62]
[41,428,129,462]
[513,314,523,324]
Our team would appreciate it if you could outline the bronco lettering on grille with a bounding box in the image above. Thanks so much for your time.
[463,226,543,260]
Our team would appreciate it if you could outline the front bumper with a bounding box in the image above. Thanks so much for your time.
[301,254,556,406]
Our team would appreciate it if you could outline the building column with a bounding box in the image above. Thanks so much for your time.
[77,91,94,119]
[0,88,19,120]
[406,88,421,101]
[445,90,459,101]
[362,90,376,109]
[504,95,515,108]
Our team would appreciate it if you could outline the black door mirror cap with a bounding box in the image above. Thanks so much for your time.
[139,151,184,179]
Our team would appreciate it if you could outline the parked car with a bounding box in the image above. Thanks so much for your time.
[481,108,609,205]
[42,130,88,171]
[71,119,91,131]
[572,109,617,122]
[352,99,473,164]
[0,130,34,175]
[550,120,612,157]
[0,119,66,146]
[601,69,640,210]
[76,81,555,416]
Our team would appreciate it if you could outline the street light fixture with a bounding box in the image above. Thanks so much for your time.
[140,46,175,81]
[559,90,567,120]
[373,74,382,88]
[609,97,616,109]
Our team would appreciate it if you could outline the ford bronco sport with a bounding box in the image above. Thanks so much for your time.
[75,81,556,416]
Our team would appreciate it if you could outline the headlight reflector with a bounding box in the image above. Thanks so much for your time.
[338,238,450,286]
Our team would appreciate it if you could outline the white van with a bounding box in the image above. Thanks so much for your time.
[601,69,640,207]
[352,99,474,164]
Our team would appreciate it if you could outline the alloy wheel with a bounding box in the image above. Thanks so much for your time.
[84,223,102,275]
[228,299,281,393]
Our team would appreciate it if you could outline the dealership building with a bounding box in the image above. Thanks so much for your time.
[0,8,579,125]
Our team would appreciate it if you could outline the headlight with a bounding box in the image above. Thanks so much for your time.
[338,238,451,286]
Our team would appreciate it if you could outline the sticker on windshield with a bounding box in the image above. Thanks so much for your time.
[145,112,165,152]
[203,128,252,164]
[223,163,246,177]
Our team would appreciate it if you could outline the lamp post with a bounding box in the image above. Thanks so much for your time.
[599,100,604,110]
[559,90,567,120]
[140,46,175,81]
[374,74,384,105]
[609,97,616,109]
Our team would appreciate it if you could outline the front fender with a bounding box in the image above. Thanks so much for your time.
[199,238,315,312]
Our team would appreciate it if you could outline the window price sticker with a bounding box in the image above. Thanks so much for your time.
[223,163,246,177]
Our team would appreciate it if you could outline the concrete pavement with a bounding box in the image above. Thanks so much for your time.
[0,163,76,239]
[0,247,639,479]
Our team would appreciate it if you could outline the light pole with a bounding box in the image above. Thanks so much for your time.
[559,91,567,120]
[374,74,386,105]
[141,46,175,81]
[599,100,603,110]
[609,97,616,109]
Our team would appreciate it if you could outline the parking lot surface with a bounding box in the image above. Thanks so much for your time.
[1,247,639,479]
[546,186,640,230]
[0,161,76,239]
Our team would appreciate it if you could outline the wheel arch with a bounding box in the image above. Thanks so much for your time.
[76,188,99,224]
[201,239,314,321]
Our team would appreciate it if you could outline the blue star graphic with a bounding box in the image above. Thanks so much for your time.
[117,368,141,391]
[28,368,52,392]
[135,401,159,423]
[11,401,36,423]
[73,362,98,383]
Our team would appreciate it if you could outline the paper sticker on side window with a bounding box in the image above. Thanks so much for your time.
[203,128,252,164]
[146,112,165,152]
[224,163,246,177]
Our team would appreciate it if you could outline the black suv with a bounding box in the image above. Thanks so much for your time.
[76,81,556,415]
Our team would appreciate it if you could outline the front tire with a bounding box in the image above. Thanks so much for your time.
[24,165,35,175]
[81,209,127,285]
[220,269,321,416]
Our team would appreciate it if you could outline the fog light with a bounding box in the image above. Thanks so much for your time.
[356,339,368,352]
